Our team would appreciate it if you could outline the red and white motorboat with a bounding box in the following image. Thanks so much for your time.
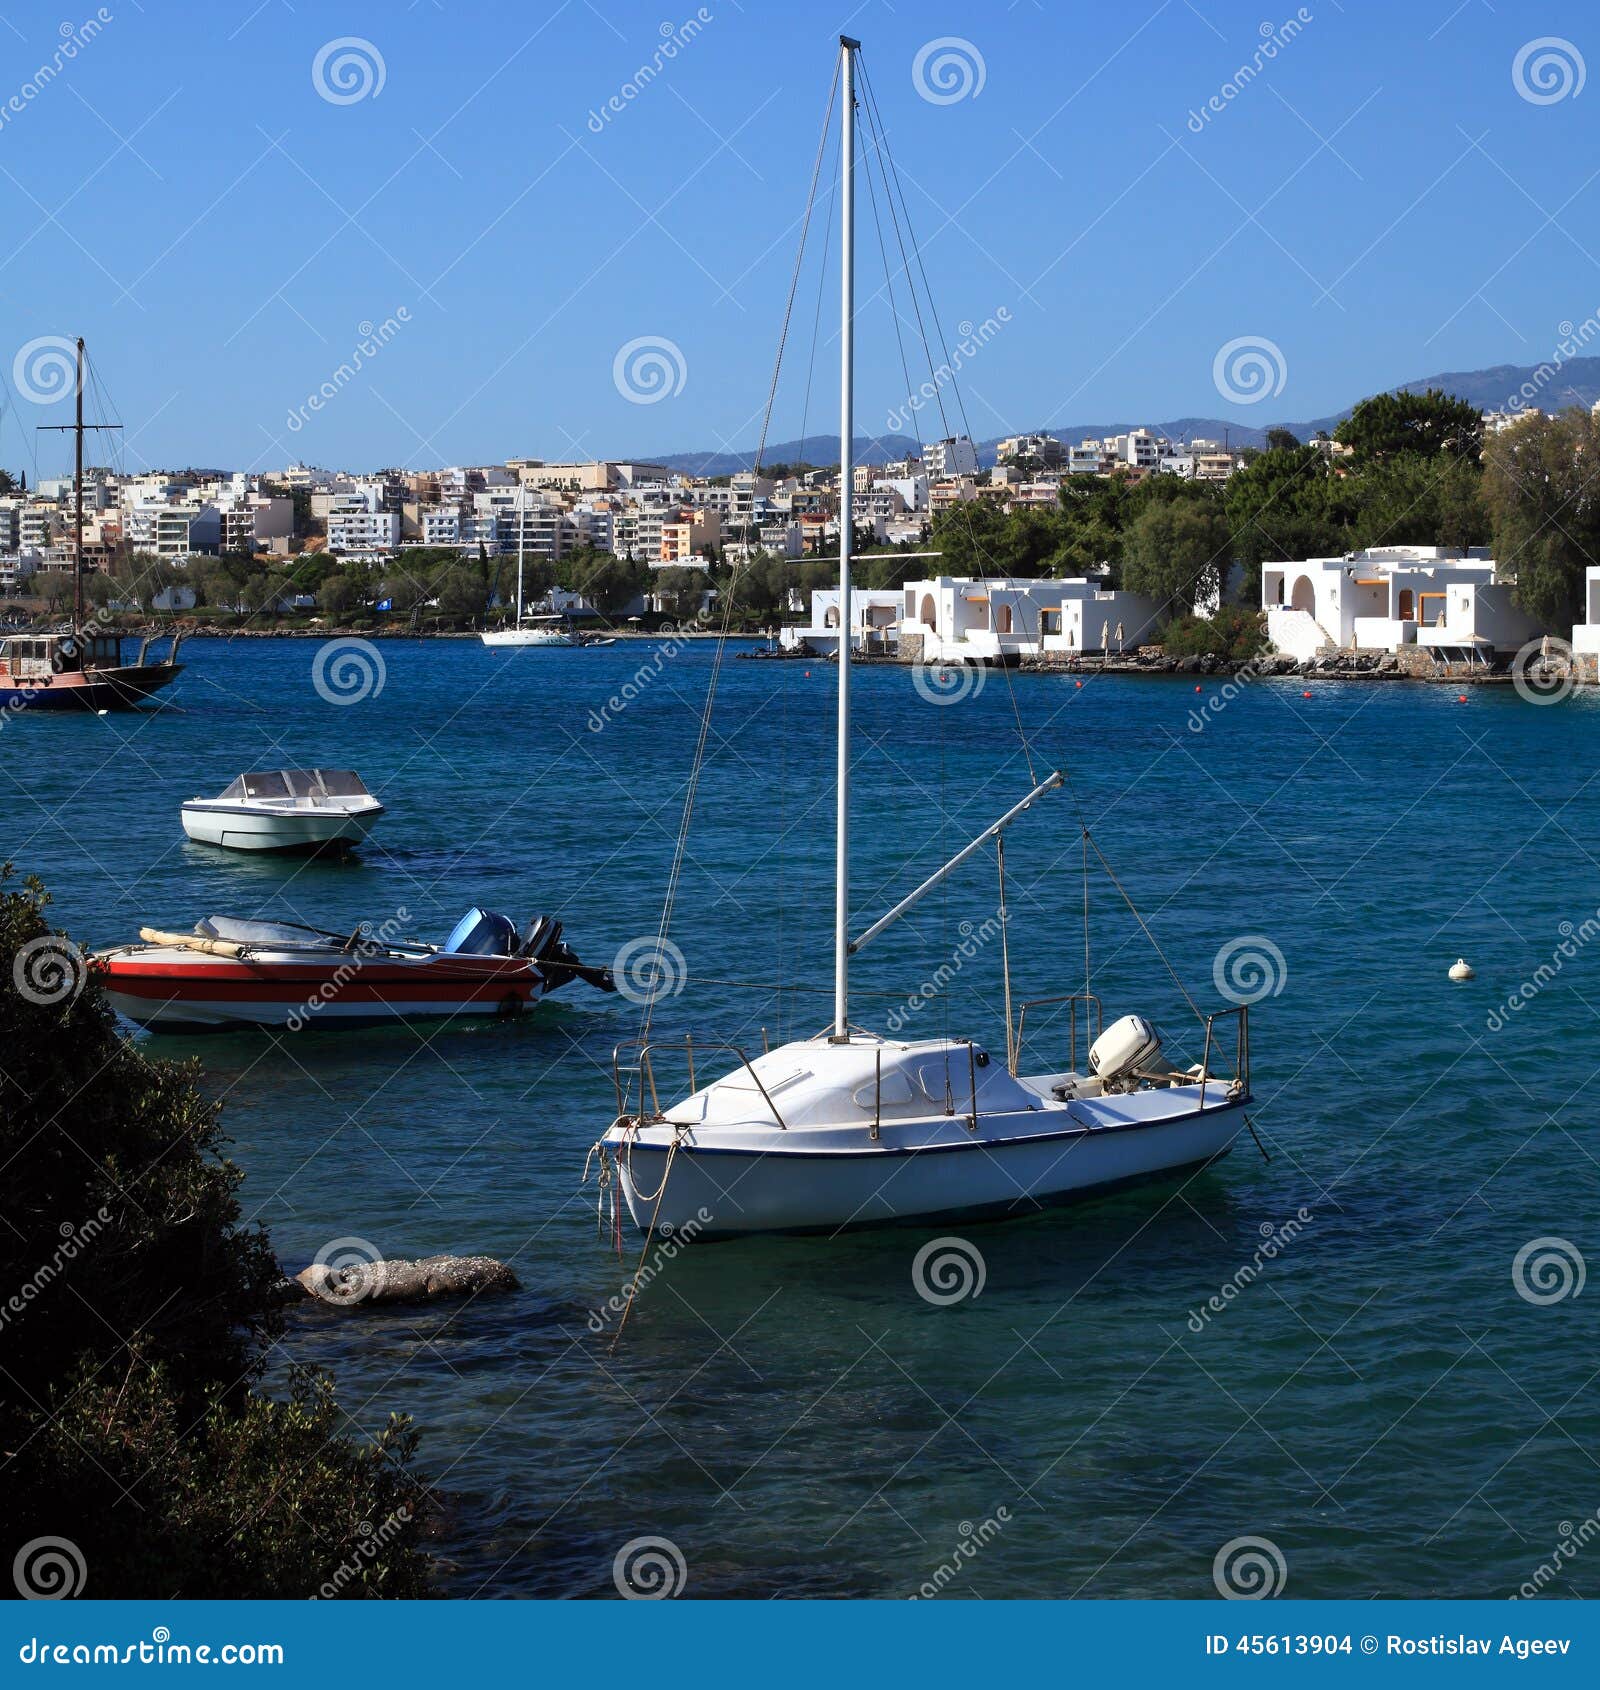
[91,907,614,1032]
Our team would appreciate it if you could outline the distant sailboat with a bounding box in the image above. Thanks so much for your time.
[480,485,574,648]
[0,337,183,711]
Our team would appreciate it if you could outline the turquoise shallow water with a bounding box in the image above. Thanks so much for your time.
[9,636,1600,1599]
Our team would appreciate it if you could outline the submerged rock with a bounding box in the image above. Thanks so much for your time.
[293,1253,520,1307]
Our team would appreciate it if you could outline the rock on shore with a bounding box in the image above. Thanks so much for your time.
[291,1253,520,1307]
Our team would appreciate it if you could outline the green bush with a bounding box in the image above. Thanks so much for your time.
[0,870,433,1598]
[1158,605,1267,663]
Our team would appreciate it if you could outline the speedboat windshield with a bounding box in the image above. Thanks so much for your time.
[218,769,370,801]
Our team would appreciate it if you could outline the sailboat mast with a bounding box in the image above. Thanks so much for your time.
[73,336,85,636]
[515,482,525,627]
[832,35,858,1044]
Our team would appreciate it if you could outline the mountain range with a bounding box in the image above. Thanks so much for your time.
[642,356,1600,477]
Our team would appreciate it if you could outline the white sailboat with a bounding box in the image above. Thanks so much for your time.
[480,485,574,647]
[596,37,1251,1238]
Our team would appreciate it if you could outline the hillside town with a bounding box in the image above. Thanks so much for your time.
[3,391,1598,679]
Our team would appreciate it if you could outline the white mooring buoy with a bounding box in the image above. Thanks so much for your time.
[1449,958,1474,982]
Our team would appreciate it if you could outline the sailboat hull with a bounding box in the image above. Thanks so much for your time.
[609,1095,1246,1239]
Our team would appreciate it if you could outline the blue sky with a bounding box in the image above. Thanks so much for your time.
[1,0,1597,474]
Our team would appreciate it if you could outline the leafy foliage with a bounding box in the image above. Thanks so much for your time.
[1482,409,1600,628]
[0,870,433,1598]
[1158,605,1267,662]
[1335,387,1483,465]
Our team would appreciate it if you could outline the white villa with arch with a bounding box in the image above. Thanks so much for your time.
[1262,547,1542,664]
[779,587,904,653]
[898,575,1161,662]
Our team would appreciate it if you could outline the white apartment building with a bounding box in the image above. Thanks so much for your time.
[124,500,223,557]
[920,436,980,478]
[900,575,1161,661]
[996,433,1065,468]
[422,506,463,548]
[327,498,400,555]
[1262,547,1542,662]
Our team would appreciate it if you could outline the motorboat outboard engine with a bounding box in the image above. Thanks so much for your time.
[520,916,616,993]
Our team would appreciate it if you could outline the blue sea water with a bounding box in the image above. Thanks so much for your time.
[8,636,1599,1600]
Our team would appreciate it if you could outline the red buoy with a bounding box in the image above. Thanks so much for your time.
[1458,694,1467,703]
[1074,680,1082,688]
[1302,690,1312,699]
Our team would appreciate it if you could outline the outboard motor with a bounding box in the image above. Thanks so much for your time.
[1088,1014,1164,1092]
[443,908,520,956]
[519,916,616,993]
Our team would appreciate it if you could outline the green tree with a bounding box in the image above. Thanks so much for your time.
[1,871,432,1598]
[1482,408,1600,628]
[1346,452,1487,552]
[1121,498,1233,614]
[1335,387,1483,465]
[1264,426,1301,453]
[1223,446,1348,598]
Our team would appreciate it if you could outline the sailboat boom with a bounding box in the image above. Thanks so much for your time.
[849,771,1065,955]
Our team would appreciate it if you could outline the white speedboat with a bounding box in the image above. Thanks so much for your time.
[181,768,383,853]
[594,36,1251,1239]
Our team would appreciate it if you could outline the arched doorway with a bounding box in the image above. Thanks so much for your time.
[919,593,936,626]
[996,604,1013,633]
[1397,588,1414,621]
[824,606,841,628]
[1290,575,1316,614]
